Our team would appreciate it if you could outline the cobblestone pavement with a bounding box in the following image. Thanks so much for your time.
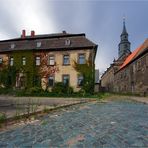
[0,99,148,147]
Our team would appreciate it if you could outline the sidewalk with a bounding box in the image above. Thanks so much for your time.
[128,96,148,104]
[0,96,96,118]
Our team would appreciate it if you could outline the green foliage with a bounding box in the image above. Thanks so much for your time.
[0,66,16,88]
[52,82,73,95]
[0,112,6,123]
[73,60,94,95]
[0,51,41,89]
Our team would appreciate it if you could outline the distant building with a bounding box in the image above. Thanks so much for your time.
[101,20,148,95]
[0,30,98,92]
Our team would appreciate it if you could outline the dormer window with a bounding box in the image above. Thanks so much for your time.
[65,39,71,46]
[11,43,15,49]
[37,42,41,48]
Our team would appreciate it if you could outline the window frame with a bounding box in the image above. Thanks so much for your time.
[62,74,70,85]
[78,53,85,64]
[22,56,26,66]
[48,75,55,87]
[10,57,14,66]
[48,55,55,66]
[0,57,3,64]
[77,75,84,87]
[63,54,70,65]
[35,56,41,66]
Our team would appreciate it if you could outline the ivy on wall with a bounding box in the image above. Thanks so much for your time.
[73,59,95,94]
[0,51,40,89]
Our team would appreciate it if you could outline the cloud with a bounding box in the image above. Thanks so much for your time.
[0,0,57,39]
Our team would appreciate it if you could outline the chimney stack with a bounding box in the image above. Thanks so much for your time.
[21,30,26,38]
[31,30,35,37]
[62,30,66,34]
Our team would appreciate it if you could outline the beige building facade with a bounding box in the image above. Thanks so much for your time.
[0,30,97,92]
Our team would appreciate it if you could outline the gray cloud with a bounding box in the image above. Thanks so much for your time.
[0,0,148,73]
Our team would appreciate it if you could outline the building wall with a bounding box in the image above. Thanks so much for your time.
[114,52,148,95]
[101,67,114,92]
[0,49,94,91]
[37,49,92,91]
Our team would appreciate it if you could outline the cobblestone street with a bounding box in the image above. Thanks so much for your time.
[0,99,148,147]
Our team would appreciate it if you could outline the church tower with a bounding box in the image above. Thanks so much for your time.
[118,18,131,59]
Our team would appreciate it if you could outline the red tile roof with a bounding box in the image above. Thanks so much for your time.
[120,38,148,70]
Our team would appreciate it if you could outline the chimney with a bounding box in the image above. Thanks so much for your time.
[62,30,66,34]
[21,30,26,38]
[31,30,35,37]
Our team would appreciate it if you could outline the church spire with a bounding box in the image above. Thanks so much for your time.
[118,17,131,59]
[122,17,128,35]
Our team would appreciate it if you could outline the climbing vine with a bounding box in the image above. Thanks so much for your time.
[73,58,95,94]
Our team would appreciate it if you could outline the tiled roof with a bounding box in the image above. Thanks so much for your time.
[120,38,148,70]
[0,32,97,52]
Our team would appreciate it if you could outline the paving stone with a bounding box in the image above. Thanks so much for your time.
[0,100,148,147]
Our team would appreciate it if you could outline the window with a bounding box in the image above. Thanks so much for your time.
[77,75,84,86]
[48,56,55,65]
[63,75,69,85]
[11,43,15,49]
[0,58,2,64]
[78,54,85,64]
[10,57,14,66]
[63,55,70,65]
[65,39,71,46]
[35,56,40,66]
[48,76,54,87]
[37,42,41,48]
[22,57,26,65]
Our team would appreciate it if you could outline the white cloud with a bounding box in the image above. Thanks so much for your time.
[0,0,57,38]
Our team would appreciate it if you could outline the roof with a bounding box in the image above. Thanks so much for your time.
[120,38,148,70]
[0,32,97,53]
[121,21,128,35]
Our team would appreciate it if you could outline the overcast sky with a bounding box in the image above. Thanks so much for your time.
[0,0,148,74]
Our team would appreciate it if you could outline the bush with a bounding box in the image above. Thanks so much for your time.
[52,82,73,95]
[0,113,6,123]
[29,87,43,93]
